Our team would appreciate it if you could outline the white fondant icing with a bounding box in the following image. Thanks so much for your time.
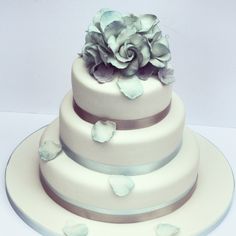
[108,175,135,197]
[91,120,116,143]
[59,91,185,166]
[156,224,180,236]
[40,123,199,211]
[38,141,62,162]
[72,57,172,120]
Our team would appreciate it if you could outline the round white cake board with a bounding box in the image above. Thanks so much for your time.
[5,127,234,236]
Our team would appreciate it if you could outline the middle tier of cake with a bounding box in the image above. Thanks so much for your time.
[59,91,185,175]
[39,121,199,222]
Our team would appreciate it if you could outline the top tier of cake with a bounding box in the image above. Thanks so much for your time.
[72,57,172,120]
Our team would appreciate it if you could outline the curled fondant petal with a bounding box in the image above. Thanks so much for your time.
[93,8,111,27]
[123,14,142,31]
[39,141,62,162]
[108,56,128,69]
[117,76,144,99]
[63,222,88,236]
[144,24,161,40]
[94,64,115,83]
[91,120,116,143]
[109,175,135,197]
[150,58,166,68]
[139,14,158,32]
[100,10,123,31]
[156,224,180,236]
[122,58,140,76]
[116,27,137,48]
[138,63,156,80]
[158,66,175,85]
[104,21,125,40]
[88,24,101,33]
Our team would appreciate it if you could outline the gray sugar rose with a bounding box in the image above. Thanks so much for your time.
[82,9,172,83]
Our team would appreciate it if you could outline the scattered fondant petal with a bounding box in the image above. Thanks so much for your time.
[91,120,116,143]
[63,222,88,236]
[109,175,135,197]
[39,141,62,162]
[117,75,143,99]
[156,224,180,236]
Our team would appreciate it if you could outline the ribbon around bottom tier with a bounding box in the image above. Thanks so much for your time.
[40,171,197,224]
[60,139,182,176]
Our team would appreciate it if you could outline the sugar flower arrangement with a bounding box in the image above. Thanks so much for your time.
[81,9,174,85]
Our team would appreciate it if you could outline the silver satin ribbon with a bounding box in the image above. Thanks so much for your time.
[40,172,197,224]
[60,139,182,176]
[73,100,171,130]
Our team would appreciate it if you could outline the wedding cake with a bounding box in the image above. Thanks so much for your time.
[5,9,234,236]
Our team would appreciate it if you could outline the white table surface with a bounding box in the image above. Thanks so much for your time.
[0,112,235,236]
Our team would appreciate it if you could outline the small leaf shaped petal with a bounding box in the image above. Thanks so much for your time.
[156,224,180,236]
[100,11,123,31]
[104,21,126,40]
[88,24,101,33]
[138,63,156,80]
[93,8,111,28]
[109,175,135,197]
[123,14,142,31]
[139,14,159,32]
[91,121,116,143]
[63,222,88,236]
[150,59,166,68]
[94,64,115,83]
[158,66,175,85]
[144,24,161,40]
[117,76,144,99]
[108,56,129,69]
[39,141,62,162]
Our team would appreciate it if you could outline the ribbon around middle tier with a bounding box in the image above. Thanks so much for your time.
[73,100,171,130]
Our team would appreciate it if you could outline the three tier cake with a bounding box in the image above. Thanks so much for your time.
[5,9,234,236]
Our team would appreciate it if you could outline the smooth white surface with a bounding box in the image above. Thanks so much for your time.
[1,0,236,127]
[72,57,172,119]
[0,112,236,236]
[59,92,185,166]
[4,119,234,236]
[40,126,199,211]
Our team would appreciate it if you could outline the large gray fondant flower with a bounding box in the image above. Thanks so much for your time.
[82,9,172,83]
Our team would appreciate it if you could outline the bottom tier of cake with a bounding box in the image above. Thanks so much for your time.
[39,119,199,223]
[5,126,235,236]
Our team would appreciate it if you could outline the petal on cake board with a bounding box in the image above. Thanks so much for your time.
[63,221,88,236]
[156,224,180,236]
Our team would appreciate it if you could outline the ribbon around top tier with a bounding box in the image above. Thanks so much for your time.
[73,100,171,130]
[40,171,197,224]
